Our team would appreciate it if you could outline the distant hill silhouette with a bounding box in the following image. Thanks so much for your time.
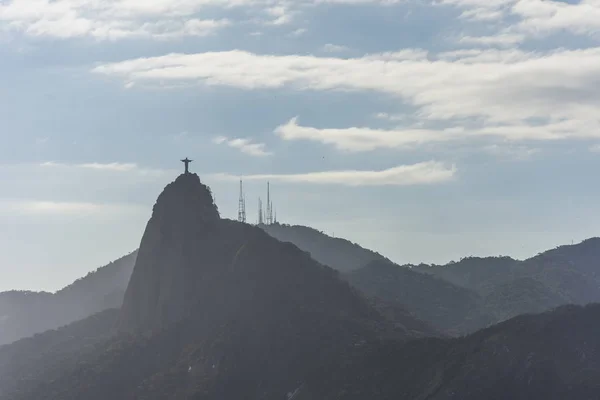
[412,256,521,293]
[346,260,492,335]
[5,221,600,344]
[260,223,389,272]
[305,304,600,400]
[412,239,600,329]
[0,251,136,346]
[260,223,600,335]
[260,223,493,334]
[0,309,119,398]
[2,174,600,399]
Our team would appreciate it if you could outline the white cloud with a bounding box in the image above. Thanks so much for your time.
[0,0,403,40]
[289,27,306,36]
[459,7,504,21]
[210,161,456,186]
[274,117,600,152]
[322,43,351,53]
[40,161,169,177]
[212,136,228,144]
[275,117,462,151]
[94,48,600,147]
[442,0,600,40]
[362,49,429,61]
[482,144,540,160]
[42,161,137,171]
[436,48,531,63]
[513,0,600,38]
[213,136,272,156]
[264,5,295,25]
[458,33,524,47]
[0,199,139,216]
[0,0,233,40]
[439,0,515,20]
[374,112,413,122]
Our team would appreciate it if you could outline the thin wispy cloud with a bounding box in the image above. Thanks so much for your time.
[458,33,524,47]
[322,43,351,53]
[274,116,597,152]
[213,136,272,157]
[482,144,540,161]
[589,144,600,153]
[210,161,456,186]
[40,161,169,177]
[42,161,137,171]
[0,199,142,216]
[264,5,295,25]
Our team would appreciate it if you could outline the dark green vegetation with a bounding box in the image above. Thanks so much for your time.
[0,252,136,346]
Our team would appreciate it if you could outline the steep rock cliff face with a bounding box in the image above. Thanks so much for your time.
[117,173,220,333]
[1,173,425,399]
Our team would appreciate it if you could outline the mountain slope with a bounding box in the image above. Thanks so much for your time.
[260,223,490,335]
[0,173,429,400]
[0,309,119,398]
[346,260,492,335]
[412,239,600,329]
[412,256,521,293]
[305,304,600,400]
[3,302,600,399]
[0,251,136,346]
[414,239,600,305]
[260,223,389,273]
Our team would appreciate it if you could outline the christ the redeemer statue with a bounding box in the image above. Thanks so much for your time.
[181,157,193,174]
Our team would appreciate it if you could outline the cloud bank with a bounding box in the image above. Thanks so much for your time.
[210,161,456,186]
[94,48,600,149]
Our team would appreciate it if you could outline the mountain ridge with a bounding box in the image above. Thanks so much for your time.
[2,174,600,399]
[4,224,600,343]
[0,251,137,346]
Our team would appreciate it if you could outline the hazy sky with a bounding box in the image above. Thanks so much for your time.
[3,0,600,292]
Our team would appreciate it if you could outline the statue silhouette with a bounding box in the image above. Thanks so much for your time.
[181,158,193,174]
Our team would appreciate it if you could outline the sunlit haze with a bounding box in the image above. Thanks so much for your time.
[3,0,600,291]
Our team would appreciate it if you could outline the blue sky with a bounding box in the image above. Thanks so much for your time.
[3,0,600,291]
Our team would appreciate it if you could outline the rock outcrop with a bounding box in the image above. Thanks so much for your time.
[117,173,220,333]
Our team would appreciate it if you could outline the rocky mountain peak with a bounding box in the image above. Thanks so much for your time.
[116,173,220,333]
[151,172,220,232]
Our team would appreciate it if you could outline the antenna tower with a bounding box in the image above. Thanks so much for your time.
[237,179,246,223]
[258,198,264,225]
[265,182,276,225]
[266,182,271,225]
